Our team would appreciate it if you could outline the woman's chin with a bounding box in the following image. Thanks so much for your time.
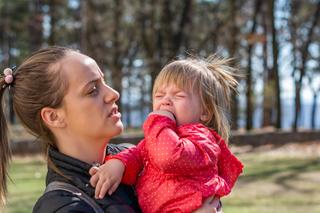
[113,121,124,135]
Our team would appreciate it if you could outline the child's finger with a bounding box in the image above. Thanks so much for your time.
[98,181,113,199]
[90,174,99,187]
[89,166,99,176]
[95,178,104,199]
[108,181,120,195]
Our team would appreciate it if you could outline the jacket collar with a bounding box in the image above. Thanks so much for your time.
[47,146,95,196]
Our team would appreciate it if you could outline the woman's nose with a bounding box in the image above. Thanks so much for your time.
[104,85,120,103]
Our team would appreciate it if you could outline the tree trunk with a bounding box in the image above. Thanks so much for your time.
[138,0,193,101]
[246,0,262,130]
[48,0,56,45]
[311,92,318,129]
[262,4,273,127]
[270,0,281,129]
[228,0,239,130]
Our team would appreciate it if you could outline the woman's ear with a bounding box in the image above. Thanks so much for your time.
[41,107,66,128]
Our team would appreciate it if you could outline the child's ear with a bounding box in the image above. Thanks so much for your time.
[200,111,209,122]
[41,107,66,128]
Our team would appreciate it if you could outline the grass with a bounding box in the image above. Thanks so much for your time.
[222,146,320,213]
[3,156,46,213]
[3,144,320,213]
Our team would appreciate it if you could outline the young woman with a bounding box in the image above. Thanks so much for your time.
[0,46,219,212]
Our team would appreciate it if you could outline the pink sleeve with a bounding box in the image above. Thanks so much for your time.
[143,114,215,174]
[106,141,145,185]
[217,138,243,190]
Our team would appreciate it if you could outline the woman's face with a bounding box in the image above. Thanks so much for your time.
[59,51,123,144]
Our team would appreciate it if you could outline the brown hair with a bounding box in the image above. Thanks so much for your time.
[153,55,238,141]
[0,46,71,206]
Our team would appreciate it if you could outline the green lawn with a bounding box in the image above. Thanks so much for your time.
[4,156,46,213]
[3,144,320,213]
[223,146,320,213]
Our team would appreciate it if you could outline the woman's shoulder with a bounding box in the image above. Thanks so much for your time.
[33,190,95,213]
[107,143,135,155]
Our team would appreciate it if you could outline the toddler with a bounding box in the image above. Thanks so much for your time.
[90,56,244,213]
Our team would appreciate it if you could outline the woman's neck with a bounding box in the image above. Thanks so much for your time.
[56,135,109,165]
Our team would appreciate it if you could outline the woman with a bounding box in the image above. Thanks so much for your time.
[0,46,219,212]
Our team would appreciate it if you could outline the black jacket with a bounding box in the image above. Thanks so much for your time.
[33,144,141,213]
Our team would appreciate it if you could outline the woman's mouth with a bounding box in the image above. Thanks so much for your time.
[108,107,121,118]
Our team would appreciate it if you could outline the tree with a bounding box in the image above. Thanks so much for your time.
[245,0,263,130]
[136,0,193,94]
[228,0,240,129]
[269,0,282,129]
[261,1,274,127]
[81,0,139,114]
[290,0,320,130]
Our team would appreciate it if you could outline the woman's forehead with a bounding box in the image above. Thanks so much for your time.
[61,52,103,87]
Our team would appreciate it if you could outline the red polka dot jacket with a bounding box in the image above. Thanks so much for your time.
[107,114,243,213]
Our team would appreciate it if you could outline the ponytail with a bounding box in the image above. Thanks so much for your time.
[0,77,11,206]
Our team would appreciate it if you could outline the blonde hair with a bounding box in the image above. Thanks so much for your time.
[153,55,238,141]
[0,46,71,206]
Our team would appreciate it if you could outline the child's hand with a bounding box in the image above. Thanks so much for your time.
[149,110,176,121]
[89,159,125,199]
[192,196,221,213]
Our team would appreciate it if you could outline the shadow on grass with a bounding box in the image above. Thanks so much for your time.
[241,158,320,184]
[273,159,320,193]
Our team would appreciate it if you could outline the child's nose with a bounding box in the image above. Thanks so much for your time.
[161,96,172,105]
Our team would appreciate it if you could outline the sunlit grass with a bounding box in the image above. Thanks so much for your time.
[5,157,46,213]
[223,150,320,213]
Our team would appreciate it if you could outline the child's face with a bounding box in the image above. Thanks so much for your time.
[153,83,203,126]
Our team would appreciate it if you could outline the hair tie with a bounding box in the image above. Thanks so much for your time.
[2,67,15,89]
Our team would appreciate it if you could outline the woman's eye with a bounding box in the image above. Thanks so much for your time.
[88,85,98,95]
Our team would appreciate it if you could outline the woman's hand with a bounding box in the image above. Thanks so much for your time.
[192,196,221,213]
[89,159,125,199]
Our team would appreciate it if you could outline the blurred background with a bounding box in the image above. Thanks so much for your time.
[0,0,319,213]
[0,0,319,131]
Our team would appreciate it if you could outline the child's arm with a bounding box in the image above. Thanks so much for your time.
[143,113,216,174]
[90,142,144,199]
[107,141,145,184]
[89,159,125,199]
